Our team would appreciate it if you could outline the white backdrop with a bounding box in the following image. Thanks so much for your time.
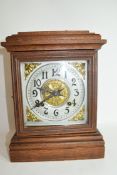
[0,0,117,175]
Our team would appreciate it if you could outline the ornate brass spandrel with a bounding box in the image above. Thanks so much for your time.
[26,107,42,122]
[70,62,85,79]
[69,106,85,121]
[25,63,41,79]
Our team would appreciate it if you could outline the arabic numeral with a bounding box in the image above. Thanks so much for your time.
[54,109,59,116]
[72,78,77,86]
[74,89,79,96]
[32,90,38,97]
[44,107,48,115]
[72,99,76,106]
[34,79,41,88]
[35,100,40,107]
[65,107,69,114]
[42,71,48,79]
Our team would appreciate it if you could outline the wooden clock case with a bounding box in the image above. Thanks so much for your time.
[1,31,106,162]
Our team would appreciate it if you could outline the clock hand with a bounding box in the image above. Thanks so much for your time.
[31,93,55,110]
[31,88,65,110]
[37,87,52,93]
[38,88,65,106]
[40,89,65,102]
[58,88,64,93]
[54,88,64,96]
[38,93,55,105]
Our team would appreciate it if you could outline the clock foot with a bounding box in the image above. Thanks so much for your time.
[9,130,104,162]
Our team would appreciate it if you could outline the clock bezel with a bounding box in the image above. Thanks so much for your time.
[11,50,97,136]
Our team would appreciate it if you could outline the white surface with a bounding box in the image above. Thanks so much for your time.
[0,0,117,174]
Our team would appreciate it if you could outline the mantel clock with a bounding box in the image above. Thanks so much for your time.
[1,31,106,162]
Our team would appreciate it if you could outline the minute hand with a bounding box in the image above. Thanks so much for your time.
[31,89,64,109]
[31,93,54,110]
[39,89,64,105]
[39,93,54,105]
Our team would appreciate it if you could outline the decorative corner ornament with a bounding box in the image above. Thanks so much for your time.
[25,63,40,79]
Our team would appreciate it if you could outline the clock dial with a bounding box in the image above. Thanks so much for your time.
[20,61,87,126]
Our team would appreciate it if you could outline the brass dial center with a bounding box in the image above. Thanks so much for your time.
[41,79,70,106]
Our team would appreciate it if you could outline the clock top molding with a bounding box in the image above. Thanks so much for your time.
[1,30,106,51]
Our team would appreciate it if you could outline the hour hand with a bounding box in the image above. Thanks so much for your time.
[56,88,64,96]
[37,87,52,93]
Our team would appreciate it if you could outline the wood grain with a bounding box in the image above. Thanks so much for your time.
[1,31,106,51]
[10,130,104,162]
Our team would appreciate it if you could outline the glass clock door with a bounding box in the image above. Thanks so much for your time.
[20,60,87,126]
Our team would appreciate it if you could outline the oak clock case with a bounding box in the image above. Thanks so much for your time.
[1,31,106,162]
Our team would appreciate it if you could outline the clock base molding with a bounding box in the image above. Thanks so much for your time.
[9,130,104,162]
